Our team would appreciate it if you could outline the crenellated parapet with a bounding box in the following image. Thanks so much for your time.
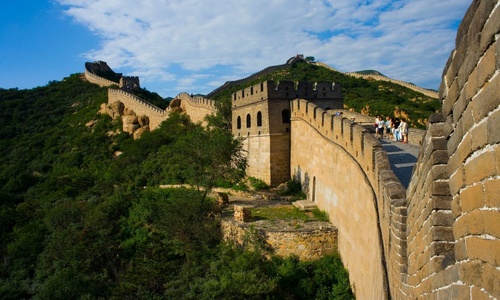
[232,80,342,109]
[107,89,168,130]
[84,62,119,87]
[175,92,217,124]
[290,98,407,299]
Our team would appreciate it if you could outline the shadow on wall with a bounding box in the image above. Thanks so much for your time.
[293,166,310,199]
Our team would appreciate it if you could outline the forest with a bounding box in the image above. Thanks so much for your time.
[0,74,353,299]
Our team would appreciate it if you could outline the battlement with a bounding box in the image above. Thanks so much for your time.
[232,80,342,109]
[119,76,140,90]
[175,92,217,124]
[290,99,406,298]
[84,62,118,87]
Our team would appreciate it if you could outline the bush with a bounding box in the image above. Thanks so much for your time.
[280,179,306,199]
[248,177,269,191]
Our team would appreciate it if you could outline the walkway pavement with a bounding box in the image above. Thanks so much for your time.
[379,138,420,189]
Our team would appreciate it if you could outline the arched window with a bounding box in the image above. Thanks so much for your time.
[237,116,241,129]
[257,111,262,127]
[246,114,251,128]
[282,109,291,124]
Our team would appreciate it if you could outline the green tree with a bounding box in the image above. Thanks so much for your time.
[164,118,246,203]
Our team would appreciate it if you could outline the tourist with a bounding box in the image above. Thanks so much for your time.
[400,118,408,143]
[386,117,393,139]
[374,116,381,138]
[377,116,385,139]
[393,118,401,141]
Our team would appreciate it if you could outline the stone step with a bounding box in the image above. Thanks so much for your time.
[292,200,317,211]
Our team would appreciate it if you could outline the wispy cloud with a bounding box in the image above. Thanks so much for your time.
[56,0,471,96]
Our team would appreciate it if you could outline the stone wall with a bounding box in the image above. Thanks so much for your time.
[176,92,217,124]
[84,63,118,87]
[289,99,408,299]
[221,219,338,261]
[108,89,168,130]
[405,0,500,298]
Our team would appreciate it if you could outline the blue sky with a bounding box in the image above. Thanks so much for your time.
[1,0,471,98]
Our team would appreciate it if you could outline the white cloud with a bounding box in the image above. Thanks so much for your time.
[56,0,472,96]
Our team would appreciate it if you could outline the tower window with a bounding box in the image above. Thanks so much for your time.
[282,109,291,124]
[257,111,262,127]
[246,114,251,128]
[237,116,241,129]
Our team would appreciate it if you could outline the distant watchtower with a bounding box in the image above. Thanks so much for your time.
[232,80,342,185]
[119,76,140,91]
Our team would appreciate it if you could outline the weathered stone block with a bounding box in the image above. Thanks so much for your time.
[471,286,494,300]
[482,263,500,299]
[483,210,500,239]
[455,238,467,261]
[432,181,451,196]
[484,178,500,207]
[460,260,484,287]
[476,44,497,89]
[464,150,497,185]
[449,168,464,196]
[234,205,252,222]
[432,226,454,241]
[452,195,463,219]
[460,183,484,212]
[430,149,450,166]
[471,73,500,122]
[466,237,500,266]
[470,120,489,153]
[487,108,500,145]
[447,124,464,156]
[431,195,452,210]
[453,94,470,124]
[448,133,471,173]
[431,210,454,227]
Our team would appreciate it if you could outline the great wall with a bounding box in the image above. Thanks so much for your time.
[84,1,499,298]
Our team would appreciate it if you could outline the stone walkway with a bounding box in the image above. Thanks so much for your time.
[379,138,420,188]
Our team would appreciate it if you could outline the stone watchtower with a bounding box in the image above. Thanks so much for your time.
[119,76,140,90]
[232,80,342,185]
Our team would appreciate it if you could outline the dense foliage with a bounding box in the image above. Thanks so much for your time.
[0,75,353,299]
[209,61,440,129]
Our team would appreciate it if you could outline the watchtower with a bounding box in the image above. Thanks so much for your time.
[232,80,342,185]
[120,76,140,90]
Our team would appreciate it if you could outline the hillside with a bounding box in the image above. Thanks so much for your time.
[208,60,440,129]
[0,74,353,299]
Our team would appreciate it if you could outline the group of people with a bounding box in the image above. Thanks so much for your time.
[374,115,408,143]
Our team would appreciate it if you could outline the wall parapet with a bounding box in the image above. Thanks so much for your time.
[290,98,408,298]
[176,92,217,111]
[109,89,166,115]
[84,62,119,87]
[175,92,217,124]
